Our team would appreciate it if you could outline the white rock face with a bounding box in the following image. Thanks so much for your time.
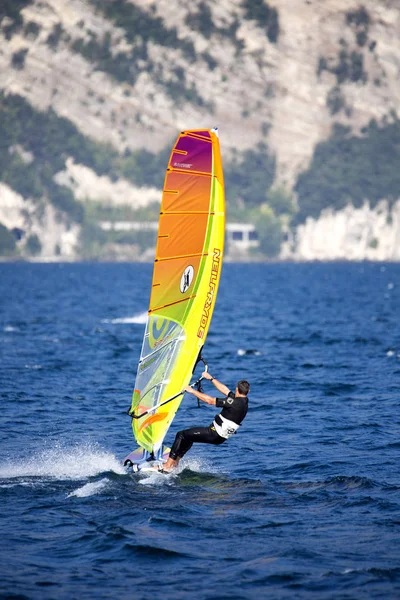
[282,200,400,261]
[34,203,80,259]
[0,184,29,230]
[0,182,79,258]
[55,158,161,207]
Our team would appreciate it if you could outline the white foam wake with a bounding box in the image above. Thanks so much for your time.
[101,312,147,325]
[137,456,219,486]
[0,442,125,481]
[68,478,109,498]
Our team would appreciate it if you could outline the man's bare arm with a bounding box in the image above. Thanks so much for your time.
[202,371,230,396]
[185,386,216,405]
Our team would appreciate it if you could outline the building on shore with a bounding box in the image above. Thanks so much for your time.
[99,221,260,259]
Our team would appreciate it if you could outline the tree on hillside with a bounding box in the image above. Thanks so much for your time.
[295,118,400,223]
[254,205,282,258]
[0,223,17,256]
[25,233,41,256]
[225,143,276,209]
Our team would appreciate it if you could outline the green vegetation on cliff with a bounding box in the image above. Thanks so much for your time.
[256,206,283,257]
[1,0,32,39]
[0,92,286,257]
[0,92,279,215]
[4,96,399,258]
[74,0,212,106]
[89,0,196,59]
[0,93,84,222]
[25,233,42,256]
[225,143,276,209]
[295,117,400,222]
[0,93,169,224]
[0,223,17,256]
[242,0,279,44]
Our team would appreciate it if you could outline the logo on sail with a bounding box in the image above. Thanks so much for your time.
[173,162,193,169]
[197,248,221,339]
[180,265,194,293]
[148,315,170,349]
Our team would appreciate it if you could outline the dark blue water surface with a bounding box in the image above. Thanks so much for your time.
[1,262,400,599]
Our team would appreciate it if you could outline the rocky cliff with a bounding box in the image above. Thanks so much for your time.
[282,200,400,261]
[1,0,400,260]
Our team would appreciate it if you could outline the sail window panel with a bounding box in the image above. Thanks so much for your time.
[150,255,202,312]
[156,213,209,259]
[133,317,186,450]
[170,135,212,174]
[135,320,183,410]
[136,342,173,409]
[162,172,212,212]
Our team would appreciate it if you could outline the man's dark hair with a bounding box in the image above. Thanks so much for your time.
[237,380,250,395]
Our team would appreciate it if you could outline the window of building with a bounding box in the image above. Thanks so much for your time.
[248,230,259,241]
[231,231,243,241]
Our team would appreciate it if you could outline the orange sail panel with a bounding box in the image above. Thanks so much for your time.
[129,129,225,455]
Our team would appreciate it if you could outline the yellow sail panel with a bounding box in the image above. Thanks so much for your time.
[130,129,225,454]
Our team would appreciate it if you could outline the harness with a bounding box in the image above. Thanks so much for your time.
[213,414,240,439]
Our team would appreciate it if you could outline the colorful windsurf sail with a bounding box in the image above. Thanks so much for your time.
[126,128,225,463]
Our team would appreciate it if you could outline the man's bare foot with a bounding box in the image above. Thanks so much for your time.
[151,463,174,474]
[151,464,170,473]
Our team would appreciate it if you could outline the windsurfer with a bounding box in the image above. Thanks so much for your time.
[159,371,249,472]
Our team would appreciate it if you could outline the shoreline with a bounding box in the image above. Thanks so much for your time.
[1,256,400,265]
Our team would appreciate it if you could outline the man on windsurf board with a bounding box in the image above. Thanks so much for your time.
[158,371,249,473]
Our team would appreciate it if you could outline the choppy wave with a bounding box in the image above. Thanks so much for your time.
[282,475,379,492]
[68,478,110,498]
[237,348,262,356]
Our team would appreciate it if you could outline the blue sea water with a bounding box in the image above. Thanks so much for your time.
[1,262,400,600]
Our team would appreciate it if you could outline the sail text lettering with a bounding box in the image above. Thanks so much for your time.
[197,248,220,339]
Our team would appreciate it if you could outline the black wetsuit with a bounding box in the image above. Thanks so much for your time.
[169,391,248,460]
